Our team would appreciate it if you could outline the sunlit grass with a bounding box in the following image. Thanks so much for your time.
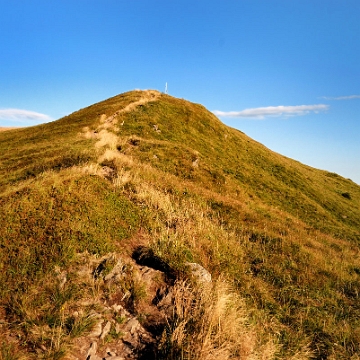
[0,90,359,359]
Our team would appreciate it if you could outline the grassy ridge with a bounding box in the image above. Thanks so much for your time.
[113,93,360,239]
[0,90,360,359]
[0,91,146,191]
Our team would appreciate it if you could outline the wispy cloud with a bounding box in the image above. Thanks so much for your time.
[322,95,360,101]
[0,108,52,124]
[212,104,329,119]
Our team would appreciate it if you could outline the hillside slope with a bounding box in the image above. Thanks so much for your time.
[0,90,359,359]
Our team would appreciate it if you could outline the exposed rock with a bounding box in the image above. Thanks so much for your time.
[105,349,117,356]
[93,258,108,279]
[122,332,139,349]
[104,259,126,282]
[115,323,122,335]
[153,286,174,317]
[86,355,102,360]
[92,255,127,283]
[121,290,131,302]
[185,262,212,283]
[100,321,112,341]
[100,166,115,180]
[124,318,141,335]
[153,127,161,134]
[89,318,104,338]
[54,251,178,359]
[86,341,98,359]
[132,246,176,282]
[192,158,199,168]
[112,304,122,313]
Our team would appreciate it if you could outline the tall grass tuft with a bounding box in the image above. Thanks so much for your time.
[159,280,278,360]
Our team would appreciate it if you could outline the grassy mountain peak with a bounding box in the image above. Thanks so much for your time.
[1,90,359,359]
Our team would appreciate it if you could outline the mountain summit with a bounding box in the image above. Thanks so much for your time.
[1,90,359,359]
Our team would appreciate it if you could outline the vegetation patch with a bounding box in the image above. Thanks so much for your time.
[0,90,360,359]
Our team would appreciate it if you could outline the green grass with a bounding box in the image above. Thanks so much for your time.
[115,95,360,241]
[0,90,359,359]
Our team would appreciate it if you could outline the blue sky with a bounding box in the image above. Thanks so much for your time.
[1,1,359,184]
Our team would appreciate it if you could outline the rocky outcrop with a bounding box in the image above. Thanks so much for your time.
[132,246,177,283]
[59,249,211,360]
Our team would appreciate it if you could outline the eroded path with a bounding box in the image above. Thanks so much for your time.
[82,90,160,167]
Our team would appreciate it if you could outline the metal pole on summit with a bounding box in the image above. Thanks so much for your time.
[165,82,168,94]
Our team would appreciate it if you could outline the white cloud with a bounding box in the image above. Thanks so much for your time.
[322,95,360,101]
[0,108,52,124]
[212,104,329,119]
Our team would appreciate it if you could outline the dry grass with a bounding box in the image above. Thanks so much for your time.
[0,127,22,132]
[1,90,360,359]
[94,129,119,150]
[160,280,278,360]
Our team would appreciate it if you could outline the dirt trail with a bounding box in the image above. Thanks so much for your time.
[117,90,160,115]
[102,90,160,126]
[84,90,160,140]
[81,90,162,175]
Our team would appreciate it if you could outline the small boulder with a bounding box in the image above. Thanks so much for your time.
[100,321,112,341]
[185,262,212,283]
[89,318,103,338]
